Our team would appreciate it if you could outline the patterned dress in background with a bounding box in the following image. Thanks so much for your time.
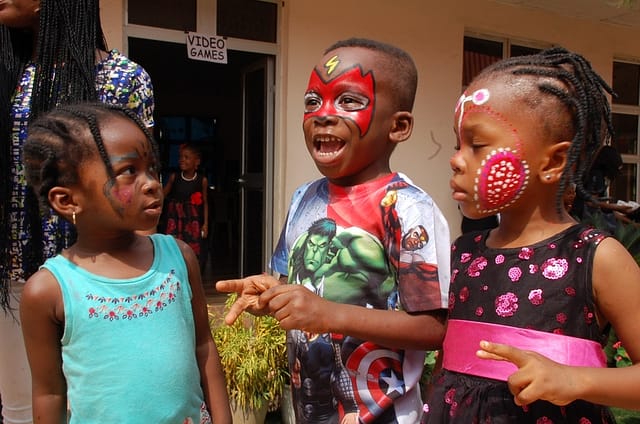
[425,224,616,423]
[163,173,206,260]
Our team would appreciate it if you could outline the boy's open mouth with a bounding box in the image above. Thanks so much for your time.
[314,135,345,158]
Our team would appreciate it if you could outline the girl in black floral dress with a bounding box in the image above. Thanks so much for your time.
[425,47,640,423]
[163,143,209,270]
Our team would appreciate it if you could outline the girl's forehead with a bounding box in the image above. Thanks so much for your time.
[99,117,149,149]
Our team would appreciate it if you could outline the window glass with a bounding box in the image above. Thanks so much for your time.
[128,0,196,31]
[612,60,640,202]
[510,44,540,57]
[613,61,640,105]
[462,37,502,87]
[611,163,637,202]
[612,113,639,155]
[217,0,277,43]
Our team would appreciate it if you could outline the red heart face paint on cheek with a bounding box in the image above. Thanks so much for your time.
[304,66,375,136]
[476,147,530,213]
[114,186,134,204]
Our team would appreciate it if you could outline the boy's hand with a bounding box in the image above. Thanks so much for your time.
[215,274,279,324]
[260,284,331,334]
[477,340,577,407]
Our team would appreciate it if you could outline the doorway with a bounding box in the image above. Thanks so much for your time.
[128,38,275,290]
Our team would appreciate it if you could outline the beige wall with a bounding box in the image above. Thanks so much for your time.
[280,0,640,240]
[100,0,124,50]
[99,0,640,241]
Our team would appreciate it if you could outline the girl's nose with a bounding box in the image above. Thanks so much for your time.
[142,173,161,194]
[450,152,464,174]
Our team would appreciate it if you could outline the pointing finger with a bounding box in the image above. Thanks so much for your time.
[476,340,530,368]
[215,279,246,294]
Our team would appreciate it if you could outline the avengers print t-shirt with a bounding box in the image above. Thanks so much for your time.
[271,172,450,424]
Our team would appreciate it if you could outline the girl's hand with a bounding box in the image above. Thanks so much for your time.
[477,340,578,406]
[201,224,208,239]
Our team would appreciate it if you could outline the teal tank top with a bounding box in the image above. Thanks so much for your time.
[43,234,211,423]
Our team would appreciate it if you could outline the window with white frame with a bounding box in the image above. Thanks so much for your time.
[610,60,640,202]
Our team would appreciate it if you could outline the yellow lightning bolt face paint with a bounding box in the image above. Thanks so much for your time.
[324,55,340,75]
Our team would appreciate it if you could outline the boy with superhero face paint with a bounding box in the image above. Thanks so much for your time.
[217,38,450,424]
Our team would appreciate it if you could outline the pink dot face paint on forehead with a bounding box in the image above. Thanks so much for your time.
[304,56,375,137]
[456,88,490,134]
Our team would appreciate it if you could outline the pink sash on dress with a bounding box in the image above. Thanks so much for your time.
[442,319,606,381]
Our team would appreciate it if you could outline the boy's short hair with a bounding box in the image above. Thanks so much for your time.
[325,38,418,112]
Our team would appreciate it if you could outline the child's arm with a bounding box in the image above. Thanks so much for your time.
[478,236,640,410]
[20,269,68,423]
[162,172,176,197]
[178,240,232,423]
[215,274,285,324]
[259,284,447,350]
[201,176,209,238]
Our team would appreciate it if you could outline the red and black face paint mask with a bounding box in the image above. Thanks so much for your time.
[304,56,375,137]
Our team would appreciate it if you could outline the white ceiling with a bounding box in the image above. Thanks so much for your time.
[493,0,640,28]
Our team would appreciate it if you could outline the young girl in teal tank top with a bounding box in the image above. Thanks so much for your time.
[19,103,231,423]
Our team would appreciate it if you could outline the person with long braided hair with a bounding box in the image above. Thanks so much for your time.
[20,102,230,423]
[424,47,640,422]
[0,1,154,422]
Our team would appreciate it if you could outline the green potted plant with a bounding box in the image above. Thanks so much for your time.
[210,294,289,423]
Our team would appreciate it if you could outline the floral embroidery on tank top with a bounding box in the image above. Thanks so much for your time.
[85,269,182,321]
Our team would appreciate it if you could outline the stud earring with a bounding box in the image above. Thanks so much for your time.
[545,174,552,180]
[72,211,76,226]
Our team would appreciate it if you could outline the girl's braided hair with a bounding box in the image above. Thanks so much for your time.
[24,102,158,212]
[0,0,106,309]
[476,46,615,215]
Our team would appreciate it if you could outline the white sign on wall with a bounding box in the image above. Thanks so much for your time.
[186,32,227,64]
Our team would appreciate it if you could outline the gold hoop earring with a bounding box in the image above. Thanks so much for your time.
[72,211,76,226]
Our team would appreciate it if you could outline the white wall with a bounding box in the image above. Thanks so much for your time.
[280,0,640,239]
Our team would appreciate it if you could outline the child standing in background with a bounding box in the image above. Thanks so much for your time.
[425,47,640,423]
[20,103,231,423]
[217,37,451,424]
[163,143,210,271]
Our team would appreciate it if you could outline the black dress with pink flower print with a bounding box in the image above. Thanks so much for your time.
[425,224,616,423]
[163,173,206,262]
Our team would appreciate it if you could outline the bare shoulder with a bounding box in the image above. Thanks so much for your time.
[172,237,200,275]
[172,237,197,260]
[23,268,61,302]
[592,236,640,315]
[592,236,639,280]
[21,268,64,323]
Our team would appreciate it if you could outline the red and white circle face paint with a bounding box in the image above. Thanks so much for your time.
[475,147,529,213]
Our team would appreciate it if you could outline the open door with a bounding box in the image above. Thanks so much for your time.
[238,57,275,276]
